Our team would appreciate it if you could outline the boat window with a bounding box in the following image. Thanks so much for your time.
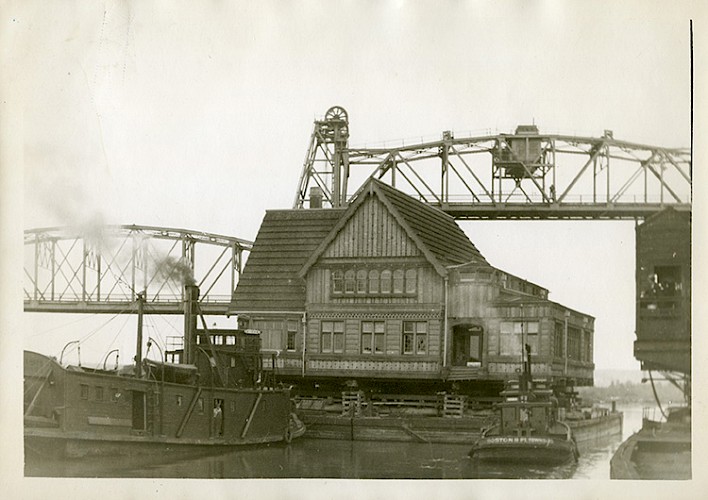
[176,394,183,407]
[110,388,120,402]
[80,384,89,400]
[95,386,104,401]
[230,400,236,413]
[197,398,204,414]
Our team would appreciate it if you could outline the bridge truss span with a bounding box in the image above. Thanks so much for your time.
[295,107,691,219]
[24,225,253,315]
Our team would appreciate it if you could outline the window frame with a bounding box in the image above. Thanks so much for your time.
[402,321,428,355]
[361,320,385,354]
[321,320,345,353]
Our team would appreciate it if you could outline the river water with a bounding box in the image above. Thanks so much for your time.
[25,404,645,479]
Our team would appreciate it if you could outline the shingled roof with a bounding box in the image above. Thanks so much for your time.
[230,209,345,313]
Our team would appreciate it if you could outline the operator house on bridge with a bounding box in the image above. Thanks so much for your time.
[231,178,593,396]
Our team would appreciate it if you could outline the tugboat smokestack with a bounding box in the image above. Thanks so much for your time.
[184,285,200,364]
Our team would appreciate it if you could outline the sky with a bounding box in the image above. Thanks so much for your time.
[3,0,699,374]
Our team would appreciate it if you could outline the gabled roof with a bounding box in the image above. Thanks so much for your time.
[300,178,488,277]
[230,209,345,313]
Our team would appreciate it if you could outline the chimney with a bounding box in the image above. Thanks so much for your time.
[183,285,200,364]
[309,186,323,209]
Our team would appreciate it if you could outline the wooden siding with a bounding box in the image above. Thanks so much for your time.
[323,196,422,259]
[448,281,499,317]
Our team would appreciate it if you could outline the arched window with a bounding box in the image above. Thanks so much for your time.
[368,270,379,294]
[393,269,404,293]
[332,270,343,294]
[380,270,392,294]
[344,270,356,294]
[356,270,368,293]
[405,269,417,294]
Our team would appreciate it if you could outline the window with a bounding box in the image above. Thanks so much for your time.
[393,269,404,293]
[554,322,565,358]
[286,320,298,351]
[197,398,204,414]
[332,270,343,293]
[332,267,417,297]
[95,386,104,401]
[368,270,379,293]
[582,331,592,362]
[80,384,89,399]
[403,321,427,355]
[344,270,356,293]
[176,395,183,407]
[110,388,120,402]
[567,326,581,360]
[405,269,417,294]
[380,270,392,293]
[321,321,344,353]
[361,321,385,354]
[356,270,367,294]
[499,321,539,356]
[654,265,682,295]
[230,401,236,413]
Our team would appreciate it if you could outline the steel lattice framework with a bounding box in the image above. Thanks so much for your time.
[294,107,691,219]
[24,225,252,314]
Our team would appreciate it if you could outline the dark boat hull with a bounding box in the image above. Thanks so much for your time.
[24,427,285,460]
[469,435,578,465]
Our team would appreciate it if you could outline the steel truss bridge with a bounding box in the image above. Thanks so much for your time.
[294,106,691,219]
[25,107,691,315]
[24,225,252,315]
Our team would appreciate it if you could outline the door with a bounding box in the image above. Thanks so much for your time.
[132,390,146,430]
[452,324,483,366]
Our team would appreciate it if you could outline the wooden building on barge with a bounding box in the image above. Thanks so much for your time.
[231,178,594,396]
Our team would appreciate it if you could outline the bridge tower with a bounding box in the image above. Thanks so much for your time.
[294,105,350,209]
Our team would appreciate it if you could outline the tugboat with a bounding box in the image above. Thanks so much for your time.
[24,285,303,459]
[469,344,578,465]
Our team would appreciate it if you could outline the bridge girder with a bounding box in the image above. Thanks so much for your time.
[294,108,691,219]
[24,224,252,315]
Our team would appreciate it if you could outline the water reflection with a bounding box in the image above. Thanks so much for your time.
[25,404,644,479]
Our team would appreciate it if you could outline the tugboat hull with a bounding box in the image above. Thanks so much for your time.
[470,435,578,465]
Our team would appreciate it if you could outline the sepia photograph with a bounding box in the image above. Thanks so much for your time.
[1,0,704,498]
